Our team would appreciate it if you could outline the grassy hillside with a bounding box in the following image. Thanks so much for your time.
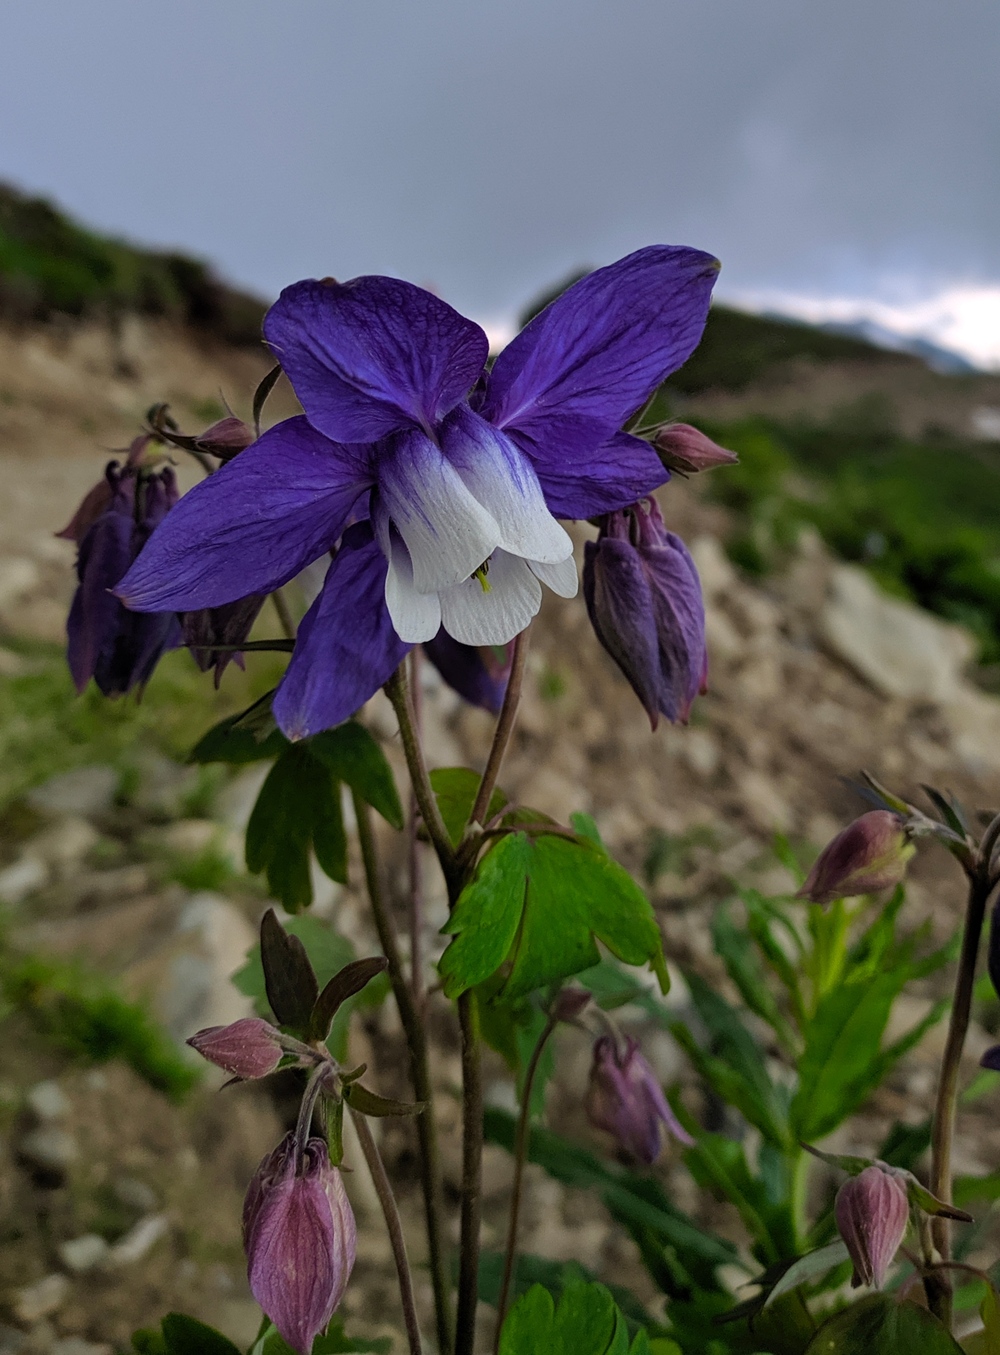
[0,182,265,343]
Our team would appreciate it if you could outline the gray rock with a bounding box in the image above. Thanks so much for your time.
[57,1235,109,1274]
[51,1340,113,1355]
[112,1175,157,1213]
[10,1273,70,1324]
[26,1081,69,1123]
[18,1127,77,1174]
[127,752,200,818]
[26,819,99,875]
[0,1324,27,1355]
[0,856,48,905]
[154,893,256,1046]
[26,766,118,818]
[104,1214,169,1266]
[820,564,975,701]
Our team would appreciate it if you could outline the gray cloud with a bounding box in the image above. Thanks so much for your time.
[0,0,996,315]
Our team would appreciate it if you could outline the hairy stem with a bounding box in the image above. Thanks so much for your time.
[353,790,454,1355]
[456,989,483,1355]
[494,1014,558,1349]
[926,870,992,1326]
[385,665,457,881]
[469,629,530,828]
[408,649,425,1010]
[349,1107,423,1355]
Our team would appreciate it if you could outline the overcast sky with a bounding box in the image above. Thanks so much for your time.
[1,0,998,357]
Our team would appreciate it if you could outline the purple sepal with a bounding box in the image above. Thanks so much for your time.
[583,499,706,728]
[272,523,411,740]
[116,416,372,612]
[264,276,488,445]
[981,1044,1000,1072]
[187,1017,283,1079]
[585,1034,693,1165]
[423,629,511,714]
[797,811,913,907]
[182,594,267,685]
[483,246,719,459]
[834,1164,909,1288]
[67,464,182,697]
[244,1133,356,1355]
[528,430,669,521]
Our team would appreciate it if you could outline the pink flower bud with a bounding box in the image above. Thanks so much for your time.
[835,1164,909,1288]
[797,810,913,907]
[194,415,255,460]
[585,1035,693,1164]
[551,987,591,1022]
[243,1133,357,1355]
[187,1017,283,1079]
[653,423,739,474]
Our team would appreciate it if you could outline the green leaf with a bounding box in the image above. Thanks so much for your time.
[711,902,797,1052]
[476,1251,653,1332]
[430,766,508,844]
[440,831,668,1001]
[252,1318,391,1354]
[684,1132,797,1264]
[309,723,403,829]
[259,907,318,1030]
[246,743,347,909]
[189,691,288,764]
[344,1082,424,1116]
[310,957,388,1041]
[159,1314,242,1355]
[477,981,555,1118]
[804,1294,962,1353]
[499,1281,627,1355]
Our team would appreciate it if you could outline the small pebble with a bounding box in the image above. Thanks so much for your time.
[112,1176,157,1213]
[105,1215,169,1266]
[51,1340,113,1355]
[11,1274,70,1324]
[18,1128,77,1174]
[0,1324,26,1355]
[57,1236,109,1275]
[26,1081,69,1123]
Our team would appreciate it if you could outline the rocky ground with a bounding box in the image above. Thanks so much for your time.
[0,314,999,1352]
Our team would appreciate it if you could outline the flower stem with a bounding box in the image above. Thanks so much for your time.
[925,870,993,1326]
[385,665,457,882]
[494,1013,558,1350]
[270,588,296,641]
[469,629,530,829]
[455,988,483,1355]
[349,1106,423,1355]
[408,649,425,1011]
[352,790,454,1355]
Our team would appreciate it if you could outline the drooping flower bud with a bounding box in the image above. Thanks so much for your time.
[187,1017,284,1079]
[181,594,267,685]
[583,498,707,729]
[243,1133,357,1355]
[653,423,739,475]
[834,1163,909,1288]
[551,987,591,1023]
[192,415,255,461]
[422,629,512,714]
[797,810,913,907]
[585,1034,693,1165]
[65,457,182,696]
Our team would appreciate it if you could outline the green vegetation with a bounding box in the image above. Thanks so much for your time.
[0,182,265,342]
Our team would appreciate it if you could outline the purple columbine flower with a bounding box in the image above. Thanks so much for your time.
[187,1016,284,1080]
[583,497,707,728]
[243,1133,357,1355]
[585,1034,693,1165]
[63,440,183,697]
[115,247,719,738]
[834,1163,909,1289]
[797,810,914,907]
[423,630,512,714]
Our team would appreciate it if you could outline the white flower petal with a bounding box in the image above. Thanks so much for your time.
[529,554,579,598]
[442,407,572,565]
[384,535,442,643]
[439,550,542,646]
[379,428,499,593]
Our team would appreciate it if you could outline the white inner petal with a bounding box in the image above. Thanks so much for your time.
[379,429,500,594]
[384,535,442,643]
[439,550,542,647]
[529,554,579,598]
[442,409,572,565]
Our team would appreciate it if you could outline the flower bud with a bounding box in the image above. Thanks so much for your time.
[243,1133,357,1355]
[551,987,591,1022]
[797,811,913,906]
[834,1163,909,1288]
[653,423,739,475]
[585,1034,693,1165]
[193,415,255,461]
[422,629,512,714]
[583,498,707,728]
[187,1017,284,1079]
[182,594,267,685]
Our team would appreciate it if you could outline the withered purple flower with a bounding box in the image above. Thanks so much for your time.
[797,810,913,907]
[585,1034,693,1165]
[181,594,266,685]
[117,247,719,738]
[187,1017,284,1080]
[64,439,182,697]
[834,1163,909,1288]
[244,1133,357,1355]
[583,497,707,728]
